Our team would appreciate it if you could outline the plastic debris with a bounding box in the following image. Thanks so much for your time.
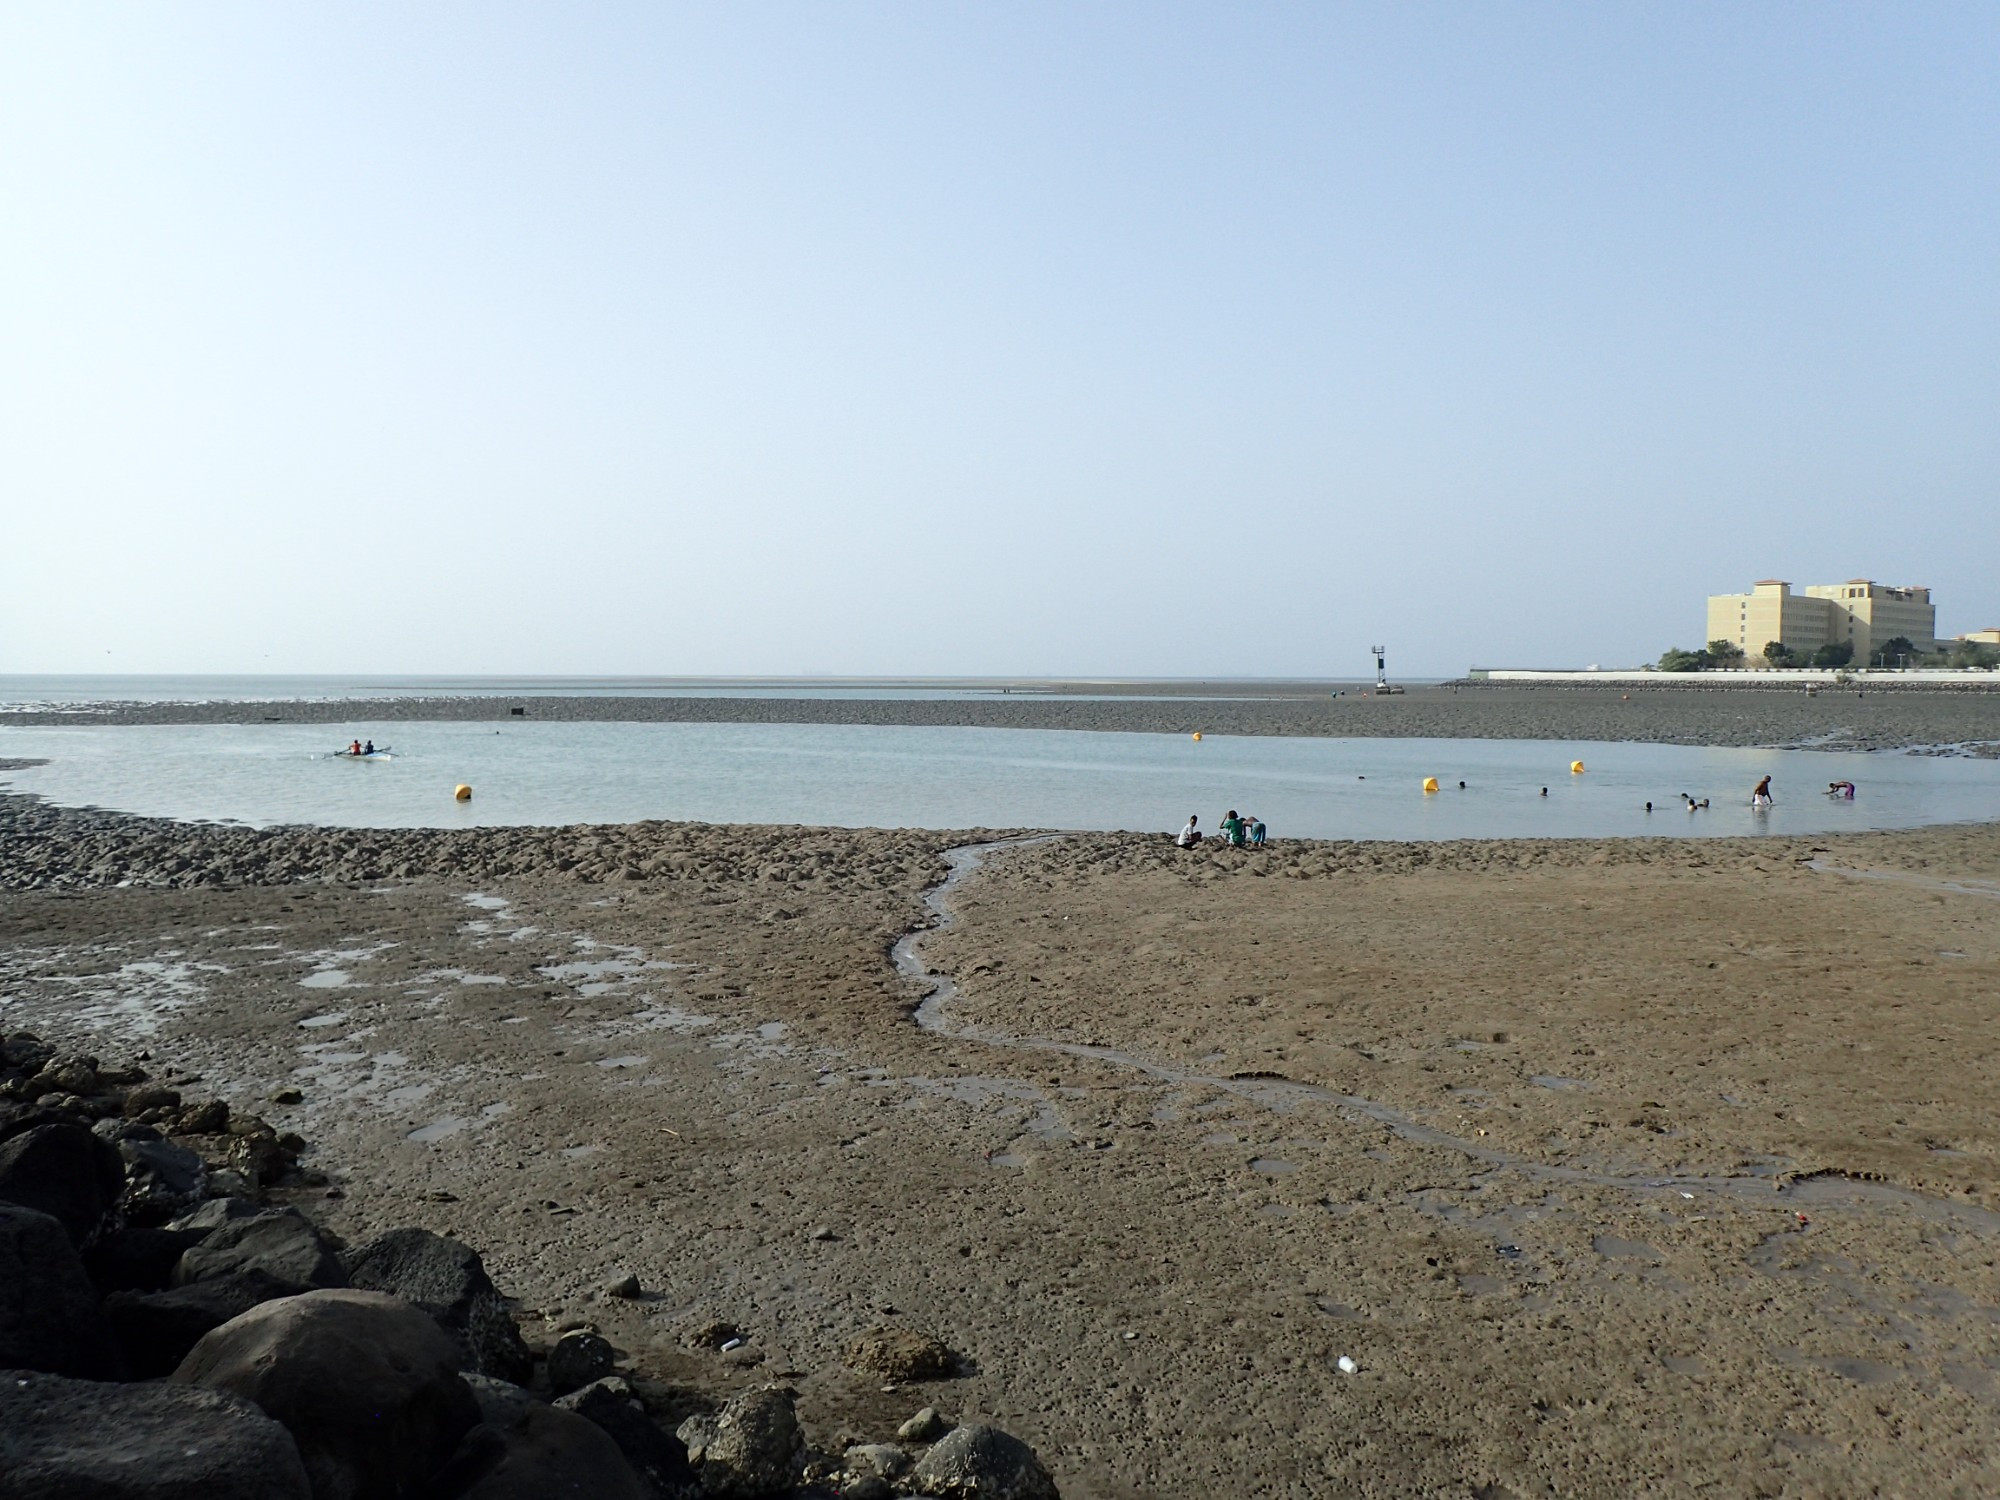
[719,1337,744,1353]
[1336,1355,1358,1375]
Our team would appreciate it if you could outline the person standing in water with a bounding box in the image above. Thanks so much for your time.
[1752,775,1774,809]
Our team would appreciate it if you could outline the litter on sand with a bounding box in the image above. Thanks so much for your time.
[1336,1355,1358,1375]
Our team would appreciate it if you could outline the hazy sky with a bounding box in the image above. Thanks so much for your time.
[3,5,1995,677]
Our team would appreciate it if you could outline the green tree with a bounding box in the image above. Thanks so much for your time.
[1810,641,1854,668]
[1949,640,2000,669]
[1875,635,1916,666]
[1658,646,1705,672]
[1706,638,1746,666]
[1762,641,1796,667]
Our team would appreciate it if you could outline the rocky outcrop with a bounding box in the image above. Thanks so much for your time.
[173,1210,346,1292]
[677,1385,806,1498]
[0,1037,1064,1500]
[0,1202,123,1379]
[0,1368,311,1500]
[0,1121,126,1245]
[341,1227,533,1383]
[174,1289,481,1500]
[446,1376,649,1500]
[904,1425,1060,1500]
[554,1376,697,1499]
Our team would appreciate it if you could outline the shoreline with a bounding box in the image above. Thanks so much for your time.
[5,768,2000,1494]
[4,682,1998,754]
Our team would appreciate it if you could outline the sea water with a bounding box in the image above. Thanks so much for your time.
[3,721,1995,841]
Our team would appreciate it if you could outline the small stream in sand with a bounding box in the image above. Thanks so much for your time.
[892,836,2000,1237]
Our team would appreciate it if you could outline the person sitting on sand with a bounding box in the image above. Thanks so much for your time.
[1220,810,1246,846]
[1247,816,1267,847]
[1751,775,1774,809]
[1176,815,1202,848]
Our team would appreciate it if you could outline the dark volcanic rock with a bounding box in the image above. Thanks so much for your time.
[85,1224,212,1294]
[120,1135,210,1225]
[173,1210,345,1291]
[174,1288,480,1500]
[906,1425,1059,1500]
[109,1269,306,1378]
[0,1121,126,1246]
[442,1379,648,1500]
[0,1367,311,1500]
[675,1386,805,1500]
[341,1227,533,1383]
[546,1328,617,1396]
[553,1376,695,1499]
[0,1202,122,1379]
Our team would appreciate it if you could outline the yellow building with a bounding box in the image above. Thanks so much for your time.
[1706,579,1937,662]
[1959,628,2000,647]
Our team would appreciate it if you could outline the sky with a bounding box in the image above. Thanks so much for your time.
[2,4,1995,677]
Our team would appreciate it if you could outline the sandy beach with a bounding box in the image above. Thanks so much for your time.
[7,682,2000,754]
[5,781,1998,1497]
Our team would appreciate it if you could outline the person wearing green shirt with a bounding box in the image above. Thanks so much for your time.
[1220,810,1245,846]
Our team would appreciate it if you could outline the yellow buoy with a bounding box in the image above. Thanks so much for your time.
[1422,776,1439,793]
[1191,732,1202,742]
[454,784,472,801]
[1570,760,1585,774]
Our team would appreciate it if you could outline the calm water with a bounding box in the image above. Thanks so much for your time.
[2,721,1994,840]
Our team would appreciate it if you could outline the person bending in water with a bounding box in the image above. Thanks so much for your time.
[1176,815,1203,848]
[1751,775,1774,809]
[1827,780,1856,799]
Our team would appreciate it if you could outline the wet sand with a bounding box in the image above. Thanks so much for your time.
[8,682,2000,753]
[4,795,1999,1496]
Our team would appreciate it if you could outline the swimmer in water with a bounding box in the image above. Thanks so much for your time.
[1751,775,1774,809]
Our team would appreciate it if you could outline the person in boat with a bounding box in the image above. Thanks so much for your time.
[348,740,362,756]
[1751,775,1773,808]
[1220,810,1246,846]
[363,740,375,755]
[1247,815,1267,847]
[1176,815,1202,848]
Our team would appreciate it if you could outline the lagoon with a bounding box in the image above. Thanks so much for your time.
[3,721,1996,841]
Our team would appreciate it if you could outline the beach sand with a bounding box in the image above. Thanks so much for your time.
[3,798,1998,1496]
[8,681,2000,753]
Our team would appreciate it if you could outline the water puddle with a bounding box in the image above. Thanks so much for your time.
[300,970,350,989]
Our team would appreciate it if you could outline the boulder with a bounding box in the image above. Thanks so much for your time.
[0,1122,126,1246]
[0,1367,311,1500]
[553,1375,696,1498]
[675,1386,804,1499]
[340,1227,533,1383]
[899,1407,949,1443]
[174,1288,480,1500]
[0,1202,122,1379]
[167,1196,267,1232]
[906,1425,1059,1500]
[125,1083,184,1117]
[109,1270,306,1378]
[85,1224,212,1293]
[173,1210,346,1290]
[1,1033,57,1075]
[120,1135,210,1225]
[546,1328,617,1395]
[844,1325,957,1382]
[28,1053,101,1098]
[439,1381,647,1500]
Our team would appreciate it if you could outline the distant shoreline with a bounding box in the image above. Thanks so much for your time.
[4,682,1999,755]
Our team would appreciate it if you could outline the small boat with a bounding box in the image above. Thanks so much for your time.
[331,746,394,760]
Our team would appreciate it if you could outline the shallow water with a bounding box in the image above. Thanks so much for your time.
[4,719,1999,839]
